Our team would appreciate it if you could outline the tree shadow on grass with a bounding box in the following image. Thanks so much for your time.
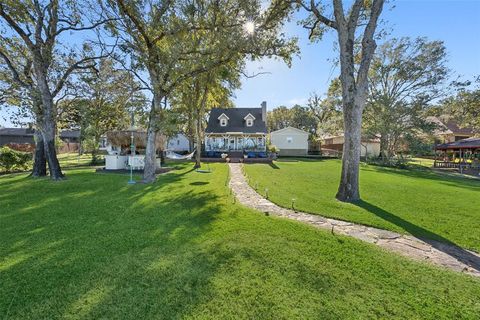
[269,162,280,169]
[361,165,480,192]
[0,170,233,319]
[355,200,480,272]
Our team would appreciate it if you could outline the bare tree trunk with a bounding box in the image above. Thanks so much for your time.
[91,133,101,165]
[194,114,202,168]
[194,85,209,168]
[143,80,164,183]
[331,0,384,202]
[336,98,363,202]
[32,55,64,180]
[379,133,388,160]
[37,91,63,179]
[188,137,194,153]
[31,129,47,177]
[41,120,64,180]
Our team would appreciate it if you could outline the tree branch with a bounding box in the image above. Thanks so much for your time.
[356,0,385,90]
[0,48,30,89]
[55,18,119,36]
[0,3,35,49]
[296,0,338,30]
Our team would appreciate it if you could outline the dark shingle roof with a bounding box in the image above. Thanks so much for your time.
[436,137,480,150]
[427,116,474,135]
[0,127,35,136]
[0,128,80,139]
[444,120,474,135]
[59,130,80,139]
[205,108,267,134]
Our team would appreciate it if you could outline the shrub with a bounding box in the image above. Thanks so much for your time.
[268,145,280,153]
[366,155,410,169]
[0,146,32,173]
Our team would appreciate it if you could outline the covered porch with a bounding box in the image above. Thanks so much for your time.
[434,137,480,175]
[204,133,267,153]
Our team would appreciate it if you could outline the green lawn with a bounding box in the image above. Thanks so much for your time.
[1,163,479,319]
[57,153,100,167]
[244,158,480,252]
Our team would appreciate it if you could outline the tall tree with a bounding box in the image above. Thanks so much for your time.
[0,40,47,176]
[364,37,449,158]
[107,0,295,182]
[296,0,385,202]
[0,0,111,179]
[267,106,294,132]
[267,104,318,137]
[67,58,145,163]
[170,62,240,167]
[307,91,343,138]
[442,77,480,134]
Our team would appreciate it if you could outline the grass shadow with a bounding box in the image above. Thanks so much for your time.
[269,162,280,169]
[190,181,209,186]
[0,165,233,318]
[362,165,480,192]
[355,200,480,271]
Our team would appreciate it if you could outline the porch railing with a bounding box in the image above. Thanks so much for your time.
[434,161,459,168]
[434,161,473,169]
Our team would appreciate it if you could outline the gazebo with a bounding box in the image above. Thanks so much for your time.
[103,131,166,170]
[434,137,480,172]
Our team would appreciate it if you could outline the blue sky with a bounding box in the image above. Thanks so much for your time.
[234,0,480,110]
[1,0,479,126]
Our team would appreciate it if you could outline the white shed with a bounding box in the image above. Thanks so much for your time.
[270,127,309,156]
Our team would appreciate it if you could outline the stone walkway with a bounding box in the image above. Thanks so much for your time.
[228,163,480,277]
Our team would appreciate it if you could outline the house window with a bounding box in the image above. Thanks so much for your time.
[220,119,227,127]
[246,119,253,127]
[287,137,293,143]
[257,137,264,146]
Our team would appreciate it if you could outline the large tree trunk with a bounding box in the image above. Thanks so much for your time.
[41,120,64,180]
[336,97,363,202]
[332,0,384,202]
[379,133,388,160]
[31,129,47,177]
[91,134,100,165]
[194,86,209,168]
[194,114,202,168]
[142,76,164,183]
[33,57,64,180]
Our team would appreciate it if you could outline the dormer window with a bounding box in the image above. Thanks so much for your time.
[244,113,255,127]
[218,113,230,127]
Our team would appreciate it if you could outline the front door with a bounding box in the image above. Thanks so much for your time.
[229,138,235,150]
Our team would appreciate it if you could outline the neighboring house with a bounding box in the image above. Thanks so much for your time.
[166,134,190,153]
[427,116,474,143]
[270,126,309,156]
[321,134,381,157]
[204,102,268,156]
[0,127,35,146]
[101,132,190,154]
[0,127,80,152]
[60,130,81,144]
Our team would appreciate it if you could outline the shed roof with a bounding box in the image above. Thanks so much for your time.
[270,126,309,135]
